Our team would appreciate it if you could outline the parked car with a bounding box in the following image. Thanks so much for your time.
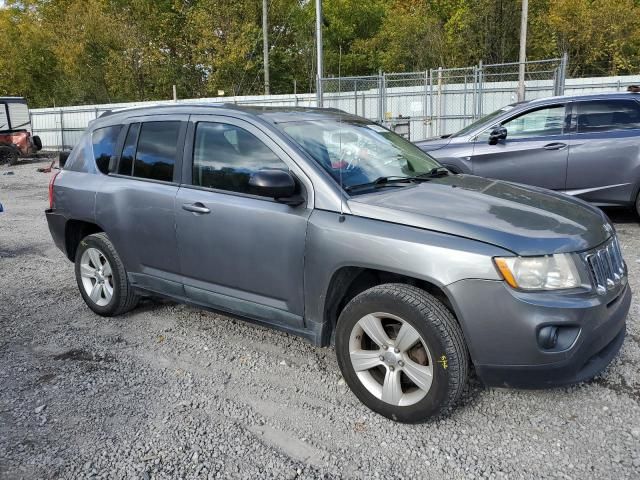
[415,92,640,217]
[46,105,630,423]
[0,97,42,165]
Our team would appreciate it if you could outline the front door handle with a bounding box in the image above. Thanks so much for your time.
[543,142,567,150]
[182,202,211,214]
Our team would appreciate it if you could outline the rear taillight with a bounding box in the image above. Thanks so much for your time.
[48,170,60,209]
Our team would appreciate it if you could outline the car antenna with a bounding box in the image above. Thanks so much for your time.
[338,44,345,220]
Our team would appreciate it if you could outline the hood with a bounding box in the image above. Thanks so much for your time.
[414,135,453,152]
[348,175,611,256]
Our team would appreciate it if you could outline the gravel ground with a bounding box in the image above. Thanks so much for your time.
[1,157,639,480]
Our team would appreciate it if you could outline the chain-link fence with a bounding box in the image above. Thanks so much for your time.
[32,54,640,149]
[320,57,568,140]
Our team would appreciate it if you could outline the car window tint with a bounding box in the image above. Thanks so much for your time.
[576,99,640,133]
[192,122,288,195]
[118,123,139,175]
[501,105,565,139]
[132,121,180,182]
[92,125,122,174]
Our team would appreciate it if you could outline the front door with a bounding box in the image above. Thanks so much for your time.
[175,115,311,329]
[471,103,570,190]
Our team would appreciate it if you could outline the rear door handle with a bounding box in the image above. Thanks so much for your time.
[543,142,567,150]
[182,202,210,214]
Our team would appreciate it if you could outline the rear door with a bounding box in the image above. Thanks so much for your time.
[96,116,188,295]
[175,115,312,328]
[565,98,640,205]
[470,103,570,190]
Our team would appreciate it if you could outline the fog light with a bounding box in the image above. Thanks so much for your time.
[538,326,559,349]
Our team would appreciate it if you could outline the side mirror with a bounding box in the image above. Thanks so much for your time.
[248,169,303,205]
[488,127,507,145]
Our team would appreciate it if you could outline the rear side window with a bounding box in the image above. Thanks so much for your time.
[192,122,289,195]
[576,100,640,133]
[118,123,139,175]
[133,121,180,182]
[92,125,122,174]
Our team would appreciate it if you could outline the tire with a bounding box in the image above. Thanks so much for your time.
[0,146,18,166]
[74,232,139,316]
[335,284,469,423]
[636,191,640,218]
[32,135,43,151]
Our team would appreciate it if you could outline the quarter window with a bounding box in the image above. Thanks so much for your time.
[92,125,122,174]
[576,100,640,133]
[118,123,139,176]
[192,122,289,196]
[133,121,181,182]
[500,105,566,139]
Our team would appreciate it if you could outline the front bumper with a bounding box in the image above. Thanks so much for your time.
[445,279,631,388]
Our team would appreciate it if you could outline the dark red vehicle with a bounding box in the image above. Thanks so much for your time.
[0,97,42,165]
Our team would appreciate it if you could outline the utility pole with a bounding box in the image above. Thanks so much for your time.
[263,0,270,95]
[315,0,323,107]
[517,0,528,102]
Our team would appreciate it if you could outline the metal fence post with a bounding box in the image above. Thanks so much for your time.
[377,70,384,123]
[559,51,569,95]
[471,66,477,121]
[59,109,65,151]
[362,93,365,118]
[436,67,443,136]
[354,79,358,116]
[428,69,434,137]
[423,70,429,129]
[382,71,387,123]
[477,60,484,118]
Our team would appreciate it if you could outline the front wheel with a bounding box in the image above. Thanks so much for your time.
[74,233,139,316]
[335,284,469,423]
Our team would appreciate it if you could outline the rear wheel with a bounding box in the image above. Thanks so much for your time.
[335,284,469,423]
[74,233,139,316]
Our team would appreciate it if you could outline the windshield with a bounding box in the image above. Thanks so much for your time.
[450,104,517,137]
[278,118,441,193]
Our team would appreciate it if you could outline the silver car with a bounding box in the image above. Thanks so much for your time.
[46,105,631,423]
[416,92,640,217]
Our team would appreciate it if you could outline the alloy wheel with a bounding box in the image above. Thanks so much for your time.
[79,247,114,307]
[348,312,433,407]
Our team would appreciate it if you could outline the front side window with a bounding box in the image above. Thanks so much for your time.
[452,104,517,138]
[576,99,640,133]
[192,122,289,195]
[277,118,440,192]
[500,105,566,139]
[133,121,180,182]
[92,125,122,174]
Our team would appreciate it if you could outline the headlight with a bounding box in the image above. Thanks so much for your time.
[494,254,582,290]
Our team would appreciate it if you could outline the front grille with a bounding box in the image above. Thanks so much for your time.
[584,236,626,295]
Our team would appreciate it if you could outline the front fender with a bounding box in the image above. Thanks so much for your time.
[303,210,509,337]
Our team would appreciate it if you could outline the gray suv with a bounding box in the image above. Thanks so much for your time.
[46,105,631,423]
[416,92,640,217]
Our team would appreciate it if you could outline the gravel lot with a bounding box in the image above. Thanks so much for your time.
[1,157,639,480]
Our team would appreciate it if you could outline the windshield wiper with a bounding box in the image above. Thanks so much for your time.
[416,167,450,179]
[345,176,416,193]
